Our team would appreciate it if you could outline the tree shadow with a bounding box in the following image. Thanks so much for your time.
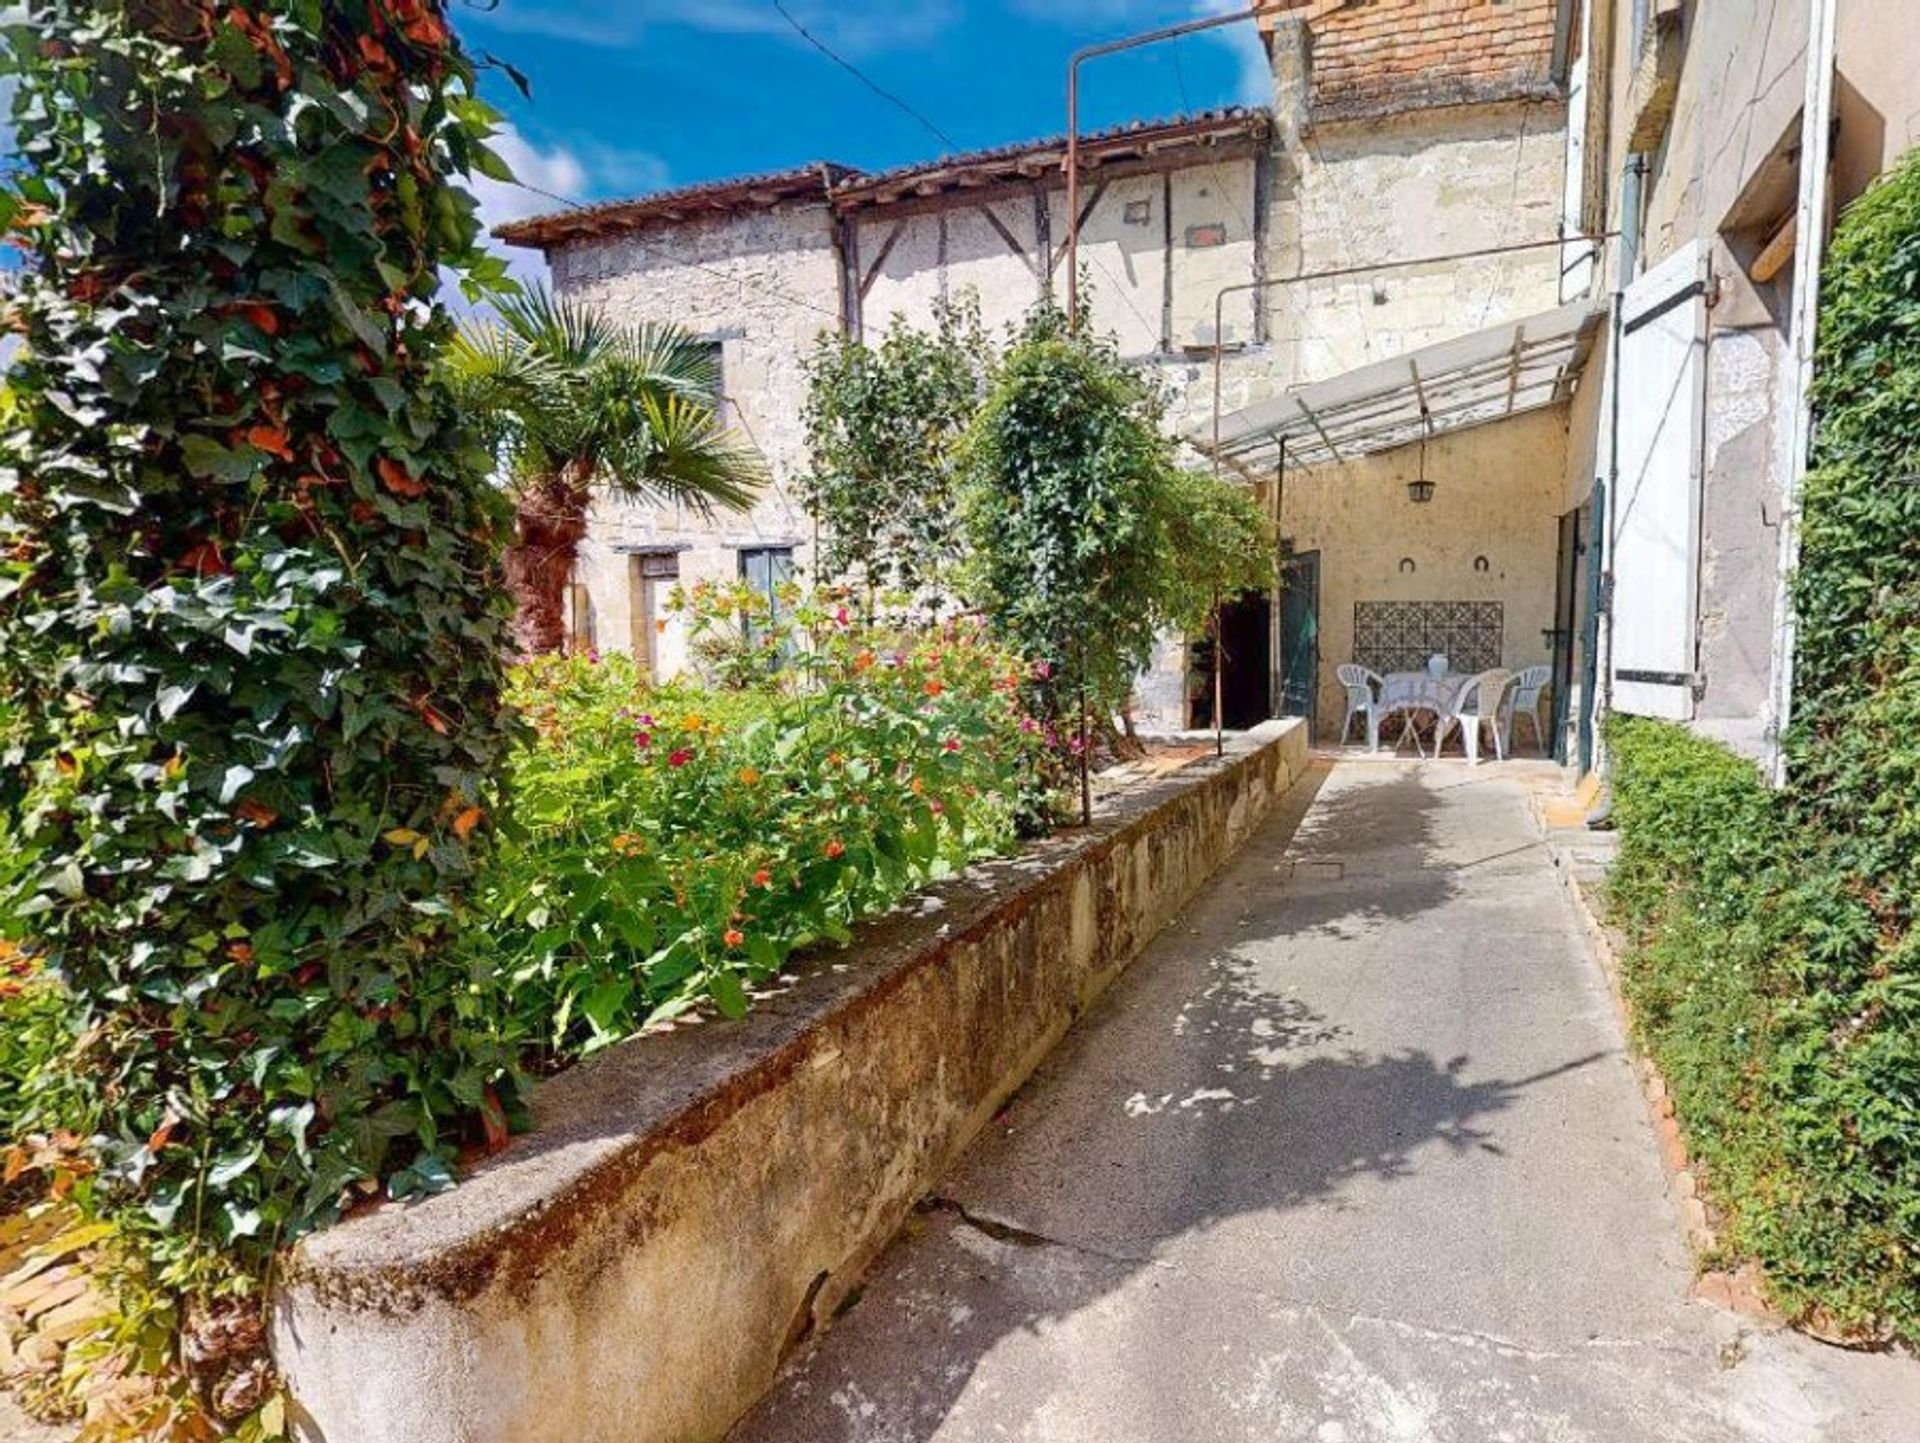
[729,765,1609,1443]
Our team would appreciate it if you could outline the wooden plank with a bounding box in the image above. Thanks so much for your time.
[1048,182,1108,275]
[976,204,1038,278]
[1751,212,1797,284]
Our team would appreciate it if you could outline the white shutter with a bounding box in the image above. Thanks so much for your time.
[1560,51,1595,302]
[1611,240,1708,720]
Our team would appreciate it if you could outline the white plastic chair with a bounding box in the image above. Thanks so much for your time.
[1336,664,1385,748]
[1510,664,1553,753]
[1435,668,1517,766]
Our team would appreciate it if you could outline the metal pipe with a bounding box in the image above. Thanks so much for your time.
[1591,154,1646,777]
[1066,7,1261,324]
[1766,0,1839,787]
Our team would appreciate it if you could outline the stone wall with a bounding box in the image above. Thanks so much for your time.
[273,721,1312,1443]
[548,202,836,665]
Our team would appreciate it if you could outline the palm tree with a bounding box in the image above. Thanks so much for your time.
[447,286,764,657]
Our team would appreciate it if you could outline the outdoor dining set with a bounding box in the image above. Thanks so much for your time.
[1336,658,1552,765]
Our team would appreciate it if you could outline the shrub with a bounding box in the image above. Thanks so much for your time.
[798,298,992,609]
[0,2,517,1428]
[1606,716,1918,1342]
[482,591,1043,1054]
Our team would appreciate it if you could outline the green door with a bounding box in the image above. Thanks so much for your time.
[1279,550,1320,737]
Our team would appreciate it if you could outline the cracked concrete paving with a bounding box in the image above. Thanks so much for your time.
[730,759,1920,1443]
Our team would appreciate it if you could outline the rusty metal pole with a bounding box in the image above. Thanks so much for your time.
[1065,8,1264,326]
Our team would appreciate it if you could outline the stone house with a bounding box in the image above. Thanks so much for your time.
[500,0,1586,740]
[1537,0,1919,773]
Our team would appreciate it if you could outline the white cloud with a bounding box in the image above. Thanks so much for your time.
[462,125,669,293]
[1193,0,1274,107]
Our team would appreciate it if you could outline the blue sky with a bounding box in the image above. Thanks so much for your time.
[453,1,1271,277]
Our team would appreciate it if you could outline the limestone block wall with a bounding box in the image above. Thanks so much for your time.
[1274,100,1569,389]
[1273,404,1571,739]
[550,203,838,665]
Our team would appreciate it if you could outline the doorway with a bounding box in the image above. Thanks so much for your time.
[1191,591,1274,731]
[1279,550,1321,736]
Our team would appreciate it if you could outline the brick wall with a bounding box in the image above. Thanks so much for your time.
[1263,0,1560,120]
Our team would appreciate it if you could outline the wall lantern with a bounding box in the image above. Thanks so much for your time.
[1407,407,1436,504]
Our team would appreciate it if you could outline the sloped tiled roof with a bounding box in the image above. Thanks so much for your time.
[497,110,1272,250]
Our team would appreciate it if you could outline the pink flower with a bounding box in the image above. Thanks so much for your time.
[1033,660,1053,680]
[835,606,849,625]
[587,648,601,664]
[942,737,962,753]
[636,713,655,727]
[1020,717,1040,735]
[930,799,946,815]
[669,748,693,768]
[633,731,653,749]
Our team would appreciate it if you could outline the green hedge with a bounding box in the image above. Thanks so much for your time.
[1607,716,1917,1341]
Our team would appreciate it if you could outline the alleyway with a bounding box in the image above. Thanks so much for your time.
[732,760,1920,1443]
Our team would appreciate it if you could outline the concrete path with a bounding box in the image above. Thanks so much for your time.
[731,759,1920,1443]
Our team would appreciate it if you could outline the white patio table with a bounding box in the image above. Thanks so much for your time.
[1369,671,1466,754]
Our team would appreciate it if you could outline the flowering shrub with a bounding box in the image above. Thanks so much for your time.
[483,595,1047,1055]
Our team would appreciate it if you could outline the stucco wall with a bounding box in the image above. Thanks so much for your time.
[275,721,1312,1443]
[1272,405,1571,739]
[1834,0,1920,211]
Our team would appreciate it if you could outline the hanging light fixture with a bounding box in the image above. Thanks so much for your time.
[1407,406,1436,503]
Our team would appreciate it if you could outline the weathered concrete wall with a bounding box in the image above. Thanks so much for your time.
[274,722,1312,1443]
[1272,405,1570,738]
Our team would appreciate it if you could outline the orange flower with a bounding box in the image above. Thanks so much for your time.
[910,777,925,795]
[752,868,773,888]
[854,650,875,672]
[825,839,846,860]
[924,679,944,697]
[723,928,745,948]
[612,832,646,857]
[738,767,761,785]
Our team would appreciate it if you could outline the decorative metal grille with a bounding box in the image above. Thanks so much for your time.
[1352,601,1503,675]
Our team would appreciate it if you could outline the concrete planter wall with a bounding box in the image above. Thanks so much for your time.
[274,720,1309,1443]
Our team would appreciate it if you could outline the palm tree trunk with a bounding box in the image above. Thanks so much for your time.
[504,468,591,658]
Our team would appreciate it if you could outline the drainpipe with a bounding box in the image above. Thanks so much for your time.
[1764,0,1840,788]
[1588,151,1646,782]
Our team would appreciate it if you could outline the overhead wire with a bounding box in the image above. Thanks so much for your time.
[769,0,960,153]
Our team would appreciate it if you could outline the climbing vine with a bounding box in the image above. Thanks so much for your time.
[0,1,517,1430]
[1606,147,1920,1347]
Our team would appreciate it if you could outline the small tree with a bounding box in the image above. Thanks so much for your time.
[447,285,764,657]
[962,306,1271,818]
[798,297,991,609]
[0,2,519,1428]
